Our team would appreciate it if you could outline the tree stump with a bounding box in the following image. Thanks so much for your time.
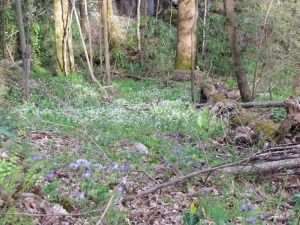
[278,96,300,136]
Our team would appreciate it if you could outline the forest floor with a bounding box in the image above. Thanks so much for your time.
[0,74,299,224]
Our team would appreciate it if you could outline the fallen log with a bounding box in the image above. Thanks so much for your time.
[223,158,300,174]
[200,81,279,142]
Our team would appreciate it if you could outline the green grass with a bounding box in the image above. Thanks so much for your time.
[0,73,297,224]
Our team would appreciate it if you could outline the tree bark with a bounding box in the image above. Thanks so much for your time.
[22,45,31,103]
[83,0,93,71]
[107,0,119,52]
[15,0,31,103]
[15,0,26,55]
[224,0,251,102]
[102,0,111,85]
[174,0,198,70]
[79,0,87,33]
[71,0,101,88]
[137,0,141,63]
[54,0,75,75]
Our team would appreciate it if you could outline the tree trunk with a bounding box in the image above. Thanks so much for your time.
[98,1,104,83]
[107,0,119,52]
[15,0,26,55]
[22,45,31,103]
[143,0,149,65]
[83,0,93,71]
[102,0,111,85]
[137,0,141,62]
[54,0,75,75]
[15,0,31,103]
[224,0,251,102]
[174,0,198,70]
[79,0,87,33]
[1,0,8,58]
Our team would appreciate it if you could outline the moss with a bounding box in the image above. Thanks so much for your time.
[211,93,228,104]
[231,108,258,126]
[174,53,197,70]
[163,8,178,25]
[231,108,279,142]
[253,120,278,140]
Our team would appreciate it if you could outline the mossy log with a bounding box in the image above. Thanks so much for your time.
[200,82,279,142]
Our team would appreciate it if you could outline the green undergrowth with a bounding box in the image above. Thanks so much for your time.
[0,73,298,224]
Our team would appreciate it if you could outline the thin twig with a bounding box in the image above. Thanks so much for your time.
[96,176,126,225]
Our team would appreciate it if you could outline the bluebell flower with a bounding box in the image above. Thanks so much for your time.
[201,187,210,196]
[122,162,130,171]
[247,216,256,223]
[172,146,181,156]
[32,155,42,161]
[69,163,80,169]
[259,214,265,220]
[118,186,123,194]
[45,170,55,179]
[82,170,91,178]
[75,191,85,199]
[79,192,85,199]
[112,162,119,170]
[76,159,90,167]
[241,204,247,212]
[95,163,103,170]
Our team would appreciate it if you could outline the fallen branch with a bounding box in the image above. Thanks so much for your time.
[223,158,300,174]
[123,144,300,201]
[123,153,260,201]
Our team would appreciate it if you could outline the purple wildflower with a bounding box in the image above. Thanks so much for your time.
[259,214,265,220]
[118,186,123,194]
[45,170,55,179]
[172,146,181,156]
[247,216,257,223]
[79,192,85,199]
[75,191,85,199]
[82,170,91,178]
[32,155,42,161]
[69,163,80,169]
[95,163,103,170]
[112,162,119,170]
[241,204,247,212]
[122,177,127,184]
[201,187,210,196]
[122,162,130,171]
[76,159,90,167]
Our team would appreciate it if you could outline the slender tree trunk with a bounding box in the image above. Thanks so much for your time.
[16,0,30,103]
[137,0,141,63]
[22,45,31,103]
[174,0,198,70]
[79,0,87,33]
[15,0,26,54]
[98,0,104,83]
[102,0,111,85]
[202,0,210,68]
[144,0,149,64]
[54,0,75,75]
[71,0,101,88]
[107,0,119,52]
[224,0,251,102]
[83,0,93,71]
[1,0,7,58]
[191,0,198,102]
